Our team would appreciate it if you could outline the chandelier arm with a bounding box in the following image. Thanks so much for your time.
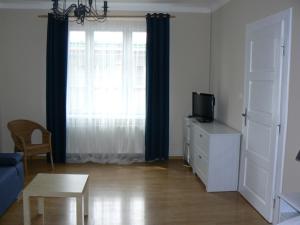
[52,3,77,16]
[85,5,92,14]
[63,4,78,17]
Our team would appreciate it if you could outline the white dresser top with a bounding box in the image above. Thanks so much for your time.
[190,118,240,135]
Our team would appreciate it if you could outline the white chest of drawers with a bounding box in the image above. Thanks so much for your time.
[189,118,241,192]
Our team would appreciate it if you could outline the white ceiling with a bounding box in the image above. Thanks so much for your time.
[0,0,230,13]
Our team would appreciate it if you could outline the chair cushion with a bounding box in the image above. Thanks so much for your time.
[0,153,22,166]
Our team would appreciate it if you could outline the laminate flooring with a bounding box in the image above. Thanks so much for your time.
[0,159,269,225]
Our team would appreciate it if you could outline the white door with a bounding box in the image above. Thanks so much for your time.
[239,10,291,223]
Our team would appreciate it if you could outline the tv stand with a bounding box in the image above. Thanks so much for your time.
[184,117,241,192]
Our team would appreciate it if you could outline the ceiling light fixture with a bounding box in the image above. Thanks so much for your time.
[51,0,108,24]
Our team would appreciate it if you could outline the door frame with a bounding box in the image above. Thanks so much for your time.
[272,8,293,224]
[240,8,293,223]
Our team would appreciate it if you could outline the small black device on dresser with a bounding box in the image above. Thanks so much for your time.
[192,92,215,123]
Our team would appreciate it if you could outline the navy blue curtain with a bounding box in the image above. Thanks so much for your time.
[46,14,68,163]
[145,13,170,161]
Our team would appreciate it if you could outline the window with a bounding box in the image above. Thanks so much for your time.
[67,21,146,121]
[66,20,146,163]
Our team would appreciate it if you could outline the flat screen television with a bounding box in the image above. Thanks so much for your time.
[192,92,215,123]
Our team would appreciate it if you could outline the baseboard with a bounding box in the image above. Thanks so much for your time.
[32,154,183,160]
[169,155,184,160]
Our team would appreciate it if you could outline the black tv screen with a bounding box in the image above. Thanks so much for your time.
[192,92,215,122]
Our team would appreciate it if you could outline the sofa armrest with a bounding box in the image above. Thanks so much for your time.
[0,153,22,166]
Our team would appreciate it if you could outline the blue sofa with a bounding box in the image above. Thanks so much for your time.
[0,153,24,216]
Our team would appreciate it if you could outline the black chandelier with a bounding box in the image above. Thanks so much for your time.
[51,0,108,24]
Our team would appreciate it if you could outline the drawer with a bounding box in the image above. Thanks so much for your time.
[194,151,208,184]
[193,142,209,159]
[192,137,209,159]
[192,124,209,149]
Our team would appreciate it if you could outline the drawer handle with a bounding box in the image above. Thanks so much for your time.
[198,155,202,159]
[199,134,203,138]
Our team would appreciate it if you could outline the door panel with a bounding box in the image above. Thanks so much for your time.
[244,158,268,201]
[247,121,272,160]
[251,33,278,72]
[249,80,274,114]
[239,12,287,223]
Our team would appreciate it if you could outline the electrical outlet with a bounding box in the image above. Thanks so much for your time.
[296,150,300,161]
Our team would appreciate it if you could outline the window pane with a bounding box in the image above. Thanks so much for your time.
[132,32,146,118]
[68,31,87,115]
[69,31,85,43]
[93,32,123,116]
[93,31,123,83]
[67,29,146,120]
[94,32,123,44]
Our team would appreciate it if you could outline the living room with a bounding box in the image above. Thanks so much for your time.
[0,0,300,225]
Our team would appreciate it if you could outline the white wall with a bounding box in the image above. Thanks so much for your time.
[211,0,300,192]
[169,13,210,156]
[0,10,48,152]
[0,10,211,156]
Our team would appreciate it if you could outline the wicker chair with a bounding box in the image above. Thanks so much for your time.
[7,119,54,175]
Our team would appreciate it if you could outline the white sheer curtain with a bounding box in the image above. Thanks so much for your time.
[66,19,146,163]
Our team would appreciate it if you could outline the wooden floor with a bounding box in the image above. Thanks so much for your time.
[0,159,269,225]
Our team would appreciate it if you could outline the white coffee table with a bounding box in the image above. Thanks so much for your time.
[23,173,89,225]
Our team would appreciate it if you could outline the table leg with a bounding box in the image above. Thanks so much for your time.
[38,197,45,224]
[23,193,31,225]
[84,180,89,216]
[38,198,44,215]
[76,196,84,225]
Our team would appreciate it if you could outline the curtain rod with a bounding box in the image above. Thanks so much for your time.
[38,15,175,18]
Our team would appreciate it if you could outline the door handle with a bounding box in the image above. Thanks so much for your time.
[242,108,247,126]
